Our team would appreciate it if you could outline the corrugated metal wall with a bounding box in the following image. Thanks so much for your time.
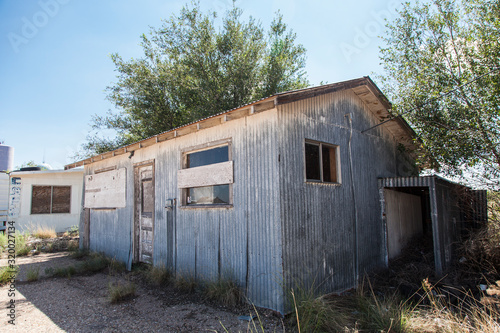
[379,176,487,275]
[82,110,285,312]
[277,89,414,304]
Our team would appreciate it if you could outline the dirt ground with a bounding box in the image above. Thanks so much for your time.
[0,252,285,332]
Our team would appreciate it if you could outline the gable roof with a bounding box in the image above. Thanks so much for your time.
[65,76,417,170]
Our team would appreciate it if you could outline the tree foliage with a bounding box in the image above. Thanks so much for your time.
[79,2,308,158]
[379,0,500,188]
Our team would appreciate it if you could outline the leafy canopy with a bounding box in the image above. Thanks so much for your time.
[379,0,500,189]
[79,2,308,158]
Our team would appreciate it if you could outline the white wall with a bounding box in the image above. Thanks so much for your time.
[10,169,83,233]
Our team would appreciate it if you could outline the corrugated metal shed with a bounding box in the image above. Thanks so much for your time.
[379,176,487,275]
[64,76,482,313]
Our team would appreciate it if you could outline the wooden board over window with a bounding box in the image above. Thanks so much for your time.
[85,168,126,208]
[31,185,71,214]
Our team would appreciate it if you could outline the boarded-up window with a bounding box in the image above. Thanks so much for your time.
[178,141,233,206]
[31,186,71,214]
[305,140,341,184]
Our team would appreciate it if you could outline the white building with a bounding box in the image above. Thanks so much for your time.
[9,169,84,233]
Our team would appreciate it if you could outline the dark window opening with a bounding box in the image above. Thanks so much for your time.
[305,140,340,184]
[187,146,228,168]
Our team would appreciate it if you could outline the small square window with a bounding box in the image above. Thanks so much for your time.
[305,140,340,184]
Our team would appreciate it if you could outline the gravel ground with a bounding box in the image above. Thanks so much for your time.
[0,252,285,332]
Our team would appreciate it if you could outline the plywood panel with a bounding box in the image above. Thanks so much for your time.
[84,168,126,208]
[177,161,233,188]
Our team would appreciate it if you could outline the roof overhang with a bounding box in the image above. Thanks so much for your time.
[65,76,417,169]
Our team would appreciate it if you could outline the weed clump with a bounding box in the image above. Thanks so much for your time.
[174,274,198,293]
[204,277,243,307]
[145,264,172,286]
[0,266,18,286]
[31,225,57,239]
[108,281,136,303]
[26,266,40,282]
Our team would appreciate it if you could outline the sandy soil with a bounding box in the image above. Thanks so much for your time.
[0,252,285,332]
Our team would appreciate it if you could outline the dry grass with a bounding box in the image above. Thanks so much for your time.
[174,273,198,293]
[31,225,57,239]
[108,280,136,303]
[204,277,244,307]
[284,192,500,332]
[26,266,40,282]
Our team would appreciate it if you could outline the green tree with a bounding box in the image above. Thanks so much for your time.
[80,2,308,158]
[379,0,500,188]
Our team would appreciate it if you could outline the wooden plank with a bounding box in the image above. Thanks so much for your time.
[225,107,250,121]
[157,131,176,142]
[198,116,223,130]
[176,124,198,137]
[254,101,275,113]
[84,168,126,208]
[127,143,141,151]
[177,161,233,189]
[140,137,157,148]
[113,148,127,156]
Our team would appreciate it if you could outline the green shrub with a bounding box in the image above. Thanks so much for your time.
[0,266,18,286]
[108,281,136,303]
[66,225,79,237]
[52,265,77,278]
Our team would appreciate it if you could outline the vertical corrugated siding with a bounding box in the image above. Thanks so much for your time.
[379,176,487,275]
[278,89,407,305]
[83,111,284,312]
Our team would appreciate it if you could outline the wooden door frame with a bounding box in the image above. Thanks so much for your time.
[133,160,155,263]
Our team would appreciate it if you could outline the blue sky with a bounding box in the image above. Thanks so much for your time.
[0,0,404,170]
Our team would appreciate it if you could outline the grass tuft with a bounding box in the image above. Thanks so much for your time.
[70,248,90,259]
[26,266,40,282]
[78,253,110,273]
[109,258,126,274]
[204,277,244,307]
[145,264,172,286]
[0,266,18,286]
[31,225,57,239]
[174,274,198,293]
[108,281,136,303]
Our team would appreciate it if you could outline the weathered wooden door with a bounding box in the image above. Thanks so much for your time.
[134,162,155,264]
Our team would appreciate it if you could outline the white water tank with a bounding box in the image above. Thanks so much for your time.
[0,145,14,172]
